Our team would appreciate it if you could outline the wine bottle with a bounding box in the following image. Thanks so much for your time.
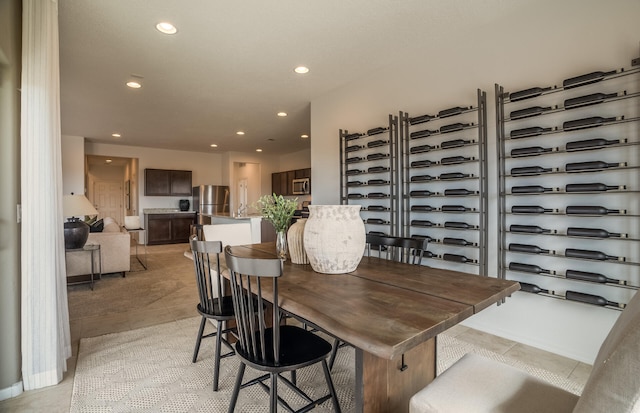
[510,225,555,234]
[511,146,554,157]
[444,221,474,229]
[410,144,437,154]
[366,218,386,224]
[565,206,622,215]
[410,190,437,197]
[563,116,617,131]
[347,193,364,199]
[441,205,473,212]
[565,291,620,308]
[442,253,474,263]
[440,123,471,133]
[410,175,434,182]
[565,161,624,172]
[565,248,624,262]
[367,205,387,211]
[563,70,617,89]
[510,126,553,139]
[565,138,621,151]
[509,86,552,102]
[442,237,475,246]
[441,139,474,149]
[509,106,552,119]
[367,179,389,185]
[423,251,437,258]
[410,129,438,139]
[565,183,624,192]
[367,140,389,148]
[566,227,624,238]
[344,132,363,140]
[367,192,388,199]
[367,127,386,135]
[346,169,364,176]
[368,166,389,173]
[565,269,624,285]
[444,189,477,196]
[409,114,435,125]
[510,166,553,176]
[438,106,470,118]
[508,243,552,254]
[519,282,551,294]
[411,220,435,227]
[509,262,554,275]
[441,156,474,165]
[346,145,364,152]
[411,205,434,212]
[511,206,555,214]
[347,181,364,187]
[411,160,435,168]
[346,157,363,163]
[511,185,556,194]
[439,172,472,180]
[564,92,618,109]
[367,153,388,161]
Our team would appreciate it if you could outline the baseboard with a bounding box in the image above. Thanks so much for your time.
[0,381,23,401]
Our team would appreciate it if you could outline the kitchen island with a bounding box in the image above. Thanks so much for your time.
[200,214,269,243]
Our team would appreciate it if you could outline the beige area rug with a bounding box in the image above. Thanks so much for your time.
[70,317,583,413]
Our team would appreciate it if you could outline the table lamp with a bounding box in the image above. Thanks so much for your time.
[63,194,98,249]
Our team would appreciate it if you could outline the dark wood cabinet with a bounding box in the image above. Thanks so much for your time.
[147,213,195,245]
[145,169,192,196]
[271,168,311,196]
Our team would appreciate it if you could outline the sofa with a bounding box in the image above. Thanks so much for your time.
[66,217,131,276]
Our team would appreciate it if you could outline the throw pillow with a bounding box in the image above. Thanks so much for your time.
[90,219,104,233]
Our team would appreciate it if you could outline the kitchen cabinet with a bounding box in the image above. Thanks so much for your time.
[144,169,192,196]
[271,168,311,196]
[146,213,195,245]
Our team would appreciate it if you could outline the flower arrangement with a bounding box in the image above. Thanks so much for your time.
[254,193,298,232]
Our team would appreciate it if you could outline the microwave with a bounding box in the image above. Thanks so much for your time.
[292,178,310,195]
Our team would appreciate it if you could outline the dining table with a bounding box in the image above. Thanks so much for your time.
[226,242,520,413]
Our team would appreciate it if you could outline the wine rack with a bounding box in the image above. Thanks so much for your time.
[496,59,640,310]
[400,89,488,275]
[340,115,399,237]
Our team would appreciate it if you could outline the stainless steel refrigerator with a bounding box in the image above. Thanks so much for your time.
[193,185,230,224]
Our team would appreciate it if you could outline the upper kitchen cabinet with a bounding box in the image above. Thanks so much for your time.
[272,168,311,196]
[145,168,192,196]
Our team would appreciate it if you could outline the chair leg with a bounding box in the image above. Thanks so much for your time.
[270,372,278,413]
[228,362,245,413]
[213,320,223,391]
[328,337,340,370]
[321,359,342,413]
[192,316,206,363]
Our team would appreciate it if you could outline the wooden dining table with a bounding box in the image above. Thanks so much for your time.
[226,242,520,413]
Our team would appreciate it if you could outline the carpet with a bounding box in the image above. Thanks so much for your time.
[70,317,583,412]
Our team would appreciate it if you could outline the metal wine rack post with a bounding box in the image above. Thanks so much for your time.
[339,115,400,237]
[496,57,640,310]
[400,89,488,274]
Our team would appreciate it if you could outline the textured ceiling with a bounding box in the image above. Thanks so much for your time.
[58,0,523,155]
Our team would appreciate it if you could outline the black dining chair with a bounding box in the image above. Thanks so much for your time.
[224,246,342,413]
[190,235,237,391]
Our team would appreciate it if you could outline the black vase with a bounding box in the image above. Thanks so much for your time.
[179,199,190,211]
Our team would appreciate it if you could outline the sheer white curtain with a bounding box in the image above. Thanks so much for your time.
[20,0,71,390]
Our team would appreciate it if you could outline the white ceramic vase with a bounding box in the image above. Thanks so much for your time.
[287,219,309,264]
[303,205,365,274]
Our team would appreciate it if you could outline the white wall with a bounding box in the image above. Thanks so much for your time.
[61,135,85,195]
[310,0,640,363]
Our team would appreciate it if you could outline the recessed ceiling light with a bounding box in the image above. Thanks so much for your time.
[126,81,142,89]
[112,133,121,138]
[277,112,287,117]
[156,22,177,35]
[105,159,112,164]
[294,66,309,74]
[210,144,218,148]
[256,149,263,152]
[236,131,245,135]
[301,134,309,139]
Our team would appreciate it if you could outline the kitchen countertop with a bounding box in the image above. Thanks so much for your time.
[143,208,196,214]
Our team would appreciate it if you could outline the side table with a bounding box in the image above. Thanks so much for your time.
[124,227,147,270]
[65,244,101,290]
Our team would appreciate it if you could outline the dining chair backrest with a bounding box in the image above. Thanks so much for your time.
[395,236,428,265]
[190,235,224,314]
[366,234,428,266]
[224,245,283,364]
[366,234,399,260]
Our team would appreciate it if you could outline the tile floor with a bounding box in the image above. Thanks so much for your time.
[0,244,592,412]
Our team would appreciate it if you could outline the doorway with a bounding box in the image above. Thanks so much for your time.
[94,181,123,224]
[233,162,261,215]
[86,155,138,226]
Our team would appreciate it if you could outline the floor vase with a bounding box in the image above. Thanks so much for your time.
[303,205,365,274]
[287,219,309,264]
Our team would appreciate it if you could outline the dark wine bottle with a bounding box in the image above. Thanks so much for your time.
[346,157,364,163]
[511,206,555,214]
[367,179,389,185]
[438,106,470,118]
[509,262,554,275]
[344,132,363,140]
[564,92,618,109]
[563,116,617,131]
[411,220,435,227]
[368,166,389,173]
[563,70,617,89]
[566,227,624,239]
[565,206,622,215]
[410,144,437,154]
[441,156,474,165]
[347,181,364,187]
[411,205,434,212]
[442,237,475,246]
[439,172,472,180]
[565,248,624,262]
[347,193,364,199]
[410,175,435,182]
[441,205,473,212]
[367,127,386,136]
[565,161,624,172]
[367,153,388,161]
[509,106,552,119]
[444,189,477,196]
[510,126,553,139]
[410,190,437,197]
[509,87,552,102]
[367,192,388,199]
[366,218,386,224]
[565,138,621,151]
[511,146,554,157]
[367,205,387,211]
[510,166,553,176]
[367,139,389,148]
[519,282,550,294]
[346,145,364,152]
[565,269,624,285]
[423,251,437,258]
[565,183,624,193]
[444,221,474,229]
[510,225,555,234]
[508,243,552,254]
[511,185,556,194]
[409,114,435,125]
[410,129,438,139]
[440,123,470,133]
[565,291,620,308]
[346,169,364,176]
[411,160,435,168]
[442,253,474,263]
[441,139,474,149]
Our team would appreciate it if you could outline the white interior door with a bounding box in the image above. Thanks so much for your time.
[94,181,123,225]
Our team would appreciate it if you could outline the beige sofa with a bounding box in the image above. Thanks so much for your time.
[66,217,131,276]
